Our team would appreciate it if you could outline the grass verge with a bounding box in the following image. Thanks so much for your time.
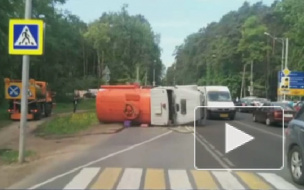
[35,111,98,137]
[0,149,34,164]
[53,98,96,114]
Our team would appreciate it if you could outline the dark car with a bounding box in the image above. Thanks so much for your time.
[253,102,296,126]
[285,105,304,184]
[237,97,257,112]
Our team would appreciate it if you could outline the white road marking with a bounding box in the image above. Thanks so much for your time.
[116,168,143,189]
[212,171,244,189]
[63,168,100,189]
[194,133,230,168]
[214,149,224,157]
[195,133,234,167]
[258,173,299,189]
[234,121,282,138]
[223,158,235,167]
[168,170,192,189]
[28,131,172,189]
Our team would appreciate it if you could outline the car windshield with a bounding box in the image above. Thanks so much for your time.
[208,91,231,102]
[272,103,294,110]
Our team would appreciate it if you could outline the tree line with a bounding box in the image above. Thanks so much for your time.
[165,0,304,100]
[0,0,164,103]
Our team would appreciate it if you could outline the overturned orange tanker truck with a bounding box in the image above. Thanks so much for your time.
[96,84,206,126]
[4,78,55,120]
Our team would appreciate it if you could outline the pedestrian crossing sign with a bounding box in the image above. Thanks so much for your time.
[9,19,44,55]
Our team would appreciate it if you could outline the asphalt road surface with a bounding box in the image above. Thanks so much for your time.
[10,112,302,190]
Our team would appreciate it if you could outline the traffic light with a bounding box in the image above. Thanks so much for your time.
[281,77,290,89]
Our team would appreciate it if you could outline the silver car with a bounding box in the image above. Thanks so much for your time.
[285,105,304,184]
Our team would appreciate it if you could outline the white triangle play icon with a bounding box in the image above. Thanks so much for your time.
[225,123,254,154]
[14,26,37,46]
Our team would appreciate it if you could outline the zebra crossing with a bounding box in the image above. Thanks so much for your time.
[60,167,299,190]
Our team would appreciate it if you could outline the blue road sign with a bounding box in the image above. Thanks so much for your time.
[8,85,20,98]
[278,71,304,89]
[13,24,38,50]
[9,19,44,55]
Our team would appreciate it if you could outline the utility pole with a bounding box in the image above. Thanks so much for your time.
[240,64,246,98]
[144,68,147,86]
[19,0,32,163]
[173,63,176,85]
[241,63,250,98]
[285,38,289,69]
[281,39,285,71]
[283,38,289,101]
[136,65,139,83]
[250,60,253,96]
[153,68,155,86]
[152,60,156,86]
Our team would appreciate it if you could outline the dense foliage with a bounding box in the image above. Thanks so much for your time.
[0,1,163,103]
[165,0,304,100]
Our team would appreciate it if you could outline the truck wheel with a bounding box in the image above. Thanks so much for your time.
[34,105,42,120]
[45,103,51,117]
[34,111,42,120]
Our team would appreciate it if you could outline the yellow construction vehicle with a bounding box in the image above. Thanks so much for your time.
[4,78,55,120]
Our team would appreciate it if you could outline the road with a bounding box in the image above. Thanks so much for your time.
[10,112,302,190]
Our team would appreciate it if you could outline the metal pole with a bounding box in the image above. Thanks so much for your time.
[19,0,32,163]
[144,68,147,86]
[281,39,285,71]
[285,38,289,69]
[153,68,155,86]
[136,65,139,83]
[173,64,176,85]
[250,61,253,96]
[280,39,285,101]
[240,64,246,98]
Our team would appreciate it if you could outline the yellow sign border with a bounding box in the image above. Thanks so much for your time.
[9,19,44,55]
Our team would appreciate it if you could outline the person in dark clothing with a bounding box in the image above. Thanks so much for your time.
[73,94,80,113]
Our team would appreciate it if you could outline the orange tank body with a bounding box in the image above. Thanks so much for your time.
[96,84,151,124]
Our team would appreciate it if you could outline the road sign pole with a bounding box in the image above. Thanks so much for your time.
[19,0,32,163]
[285,38,289,69]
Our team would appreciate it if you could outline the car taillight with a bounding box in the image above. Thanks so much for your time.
[274,111,282,118]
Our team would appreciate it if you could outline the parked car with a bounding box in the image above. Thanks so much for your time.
[237,96,258,112]
[253,102,296,126]
[285,105,304,184]
[251,98,269,106]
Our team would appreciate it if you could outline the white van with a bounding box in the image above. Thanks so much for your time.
[198,86,236,120]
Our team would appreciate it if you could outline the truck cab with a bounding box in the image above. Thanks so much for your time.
[150,85,206,126]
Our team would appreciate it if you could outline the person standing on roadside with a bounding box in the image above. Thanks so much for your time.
[73,91,80,113]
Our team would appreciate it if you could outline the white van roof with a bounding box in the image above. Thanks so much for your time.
[199,86,230,92]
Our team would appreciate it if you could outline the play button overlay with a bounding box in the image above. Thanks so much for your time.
[225,123,254,154]
[194,106,284,170]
